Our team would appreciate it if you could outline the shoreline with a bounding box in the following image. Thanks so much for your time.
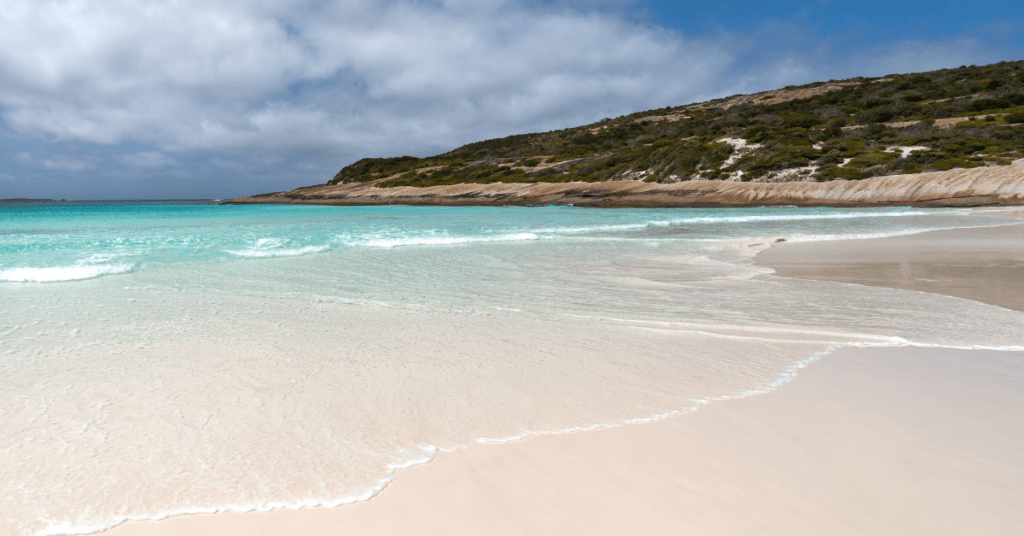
[98,218,1024,536]
[101,346,1024,536]
[226,165,1024,208]
[97,341,1024,536]
[755,219,1024,311]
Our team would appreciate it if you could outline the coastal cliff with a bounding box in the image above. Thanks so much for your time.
[227,164,1024,208]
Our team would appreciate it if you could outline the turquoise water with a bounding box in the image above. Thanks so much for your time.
[0,202,1002,282]
[2,203,1023,536]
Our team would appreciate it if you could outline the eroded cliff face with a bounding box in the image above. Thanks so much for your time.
[227,165,1024,208]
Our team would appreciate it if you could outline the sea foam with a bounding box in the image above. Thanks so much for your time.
[227,245,331,258]
[0,264,133,282]
[338,232,540,248]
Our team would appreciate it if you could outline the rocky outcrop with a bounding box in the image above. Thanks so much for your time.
[226,165,1024,208]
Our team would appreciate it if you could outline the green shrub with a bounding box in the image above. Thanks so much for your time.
[940,138,989,155]
[528,167,557,179]
[819,139,846,153]
[332,156,423,184]
[743,158,779,178]
[783,113,821,129]
[822,125,843,138]
[817,165,870,180]
[897,75,933,90]
[992,124,1024,139]
[817,149,844,166]
[820,138,866,157]
[547,154,583,164]
[742,123,772,142]
[970,98,1012,112]
[857,109,897,124]
[779,145,822,163]
[927,158,980,171]
[848,150,897,168]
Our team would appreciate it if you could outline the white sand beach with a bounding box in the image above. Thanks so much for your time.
[105,221,1024,536]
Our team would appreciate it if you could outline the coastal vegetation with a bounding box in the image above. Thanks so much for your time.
[329,61,1024,187]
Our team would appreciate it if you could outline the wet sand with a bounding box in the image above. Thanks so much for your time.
[106,221,1024,536]
[756,222,1024,311]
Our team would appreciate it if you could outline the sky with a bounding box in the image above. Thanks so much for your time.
[0,0,1021,199]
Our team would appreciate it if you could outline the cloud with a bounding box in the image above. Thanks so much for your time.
[210,158,245,170]
[0,0,1019,199]
[13,150,102,171]
[0,0,735,156]
[115,151,180,169]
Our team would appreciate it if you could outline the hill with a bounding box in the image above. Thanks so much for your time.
[229,165,1024,208]
[325,61,1024,188]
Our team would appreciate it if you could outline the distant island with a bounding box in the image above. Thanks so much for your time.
[1,199,217,204]
[230,61,1024,207]
[1,198,59,203]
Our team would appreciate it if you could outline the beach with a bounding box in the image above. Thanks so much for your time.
[100,214,1024,536]
[757,216,1024,311]
[6,7,1024,536]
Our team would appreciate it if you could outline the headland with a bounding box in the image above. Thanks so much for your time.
[227,164,1024,208]
[230,61,1024,208]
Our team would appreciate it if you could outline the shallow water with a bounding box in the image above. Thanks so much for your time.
[1,203,1022,536]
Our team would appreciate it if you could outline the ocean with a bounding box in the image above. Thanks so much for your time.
[2,202,1023,536]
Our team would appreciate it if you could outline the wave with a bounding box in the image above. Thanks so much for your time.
[233,210,949,255]
[225,237,331,258]
[670,209,939,225]
[338,232,540,248]
[0,264,133,282]
[531,210,942,235]
[226,245,330,258]
[785,228,953,243]
[534,222,661,234]
[334,210,941,249]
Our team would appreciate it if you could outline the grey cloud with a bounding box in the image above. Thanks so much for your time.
[210,158,246,170]
[115,151,180,169]
[0,0,1019,199]
[0,0,733,155]
[13,150,103,171]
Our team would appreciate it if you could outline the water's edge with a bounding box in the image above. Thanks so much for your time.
[75,214,1024,536]
[5,205,1022,536]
